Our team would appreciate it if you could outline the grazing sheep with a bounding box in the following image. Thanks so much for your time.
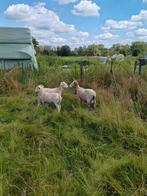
[70,80,96,108]
[39,82,68,95]
[35,85,62,112]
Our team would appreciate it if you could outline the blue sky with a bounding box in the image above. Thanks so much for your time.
[0,0,147,47]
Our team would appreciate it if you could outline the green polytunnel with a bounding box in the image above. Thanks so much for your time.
[0,27,38,70]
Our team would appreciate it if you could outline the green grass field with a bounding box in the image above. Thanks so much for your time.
[0,56,147,195]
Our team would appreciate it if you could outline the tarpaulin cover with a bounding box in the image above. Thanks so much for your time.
[0,27,38,69]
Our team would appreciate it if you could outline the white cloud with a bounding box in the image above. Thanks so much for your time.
[72,0,100,16]
[131,10,147,22]
[74,31,89,38]
[143,0,147,3]
[96,32,119,40]
[102,19,142,31]
[4,3,89,47]
[133,28,147,41]
[28,27,67,45]
[136,28,147,36]
[70,31,89,45]
[4,3,31,20]
[125,28,147,44]
[57,0,78,4]
[126,31,134,38]
[5,3,75,33]
[99,9,147,46]
[4,3,147,48]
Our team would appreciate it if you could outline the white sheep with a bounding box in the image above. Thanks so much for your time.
[39,81,68,95]
[35,85,62,112]
[70,80,96,108]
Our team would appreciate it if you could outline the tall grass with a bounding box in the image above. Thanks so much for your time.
[0,55,147,195]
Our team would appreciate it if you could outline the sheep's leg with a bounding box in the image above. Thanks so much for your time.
[86,100,89,106]
[88,96,96,108]
[92,100,96,108]
[78,97,83,106]
[90,98,96,108]
[87,97,91,107]
[58,104,61,112]
[55,103,61,112]
[94,101,96,108]
[57,104,61,112]
[37,98,41,107]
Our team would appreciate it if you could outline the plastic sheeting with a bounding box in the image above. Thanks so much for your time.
[111,54,124,62]
[98,56,108,64]
[0,27,31,44]
[0,27,38,69]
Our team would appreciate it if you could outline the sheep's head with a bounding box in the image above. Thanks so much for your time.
[60,81,68,89]
[35,85,43,95]
[69,80,79,88]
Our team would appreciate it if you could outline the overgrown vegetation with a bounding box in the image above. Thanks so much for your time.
[0,56,147,195]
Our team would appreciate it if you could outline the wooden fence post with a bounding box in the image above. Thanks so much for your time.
[139,64,142,75]
[80,63,84,80]
[110,59,113,74]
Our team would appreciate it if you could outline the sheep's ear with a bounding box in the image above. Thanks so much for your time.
[39,84,44,87]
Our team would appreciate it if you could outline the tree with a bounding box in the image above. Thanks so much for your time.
[60,45,71,56]
[98,45,109,56]
[119,44,130,56]
[109,44,131,56]
[32,37,39,48]
[57,46,61,56]
[130,42,147,56]
[85,44,100,56]
[32,37,39,53]
[109,44,121,55]
[77,46,84,56]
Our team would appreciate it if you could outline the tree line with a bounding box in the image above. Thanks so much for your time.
[32,38,147,57]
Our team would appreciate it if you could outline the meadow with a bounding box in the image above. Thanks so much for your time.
[0,55,147,196]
